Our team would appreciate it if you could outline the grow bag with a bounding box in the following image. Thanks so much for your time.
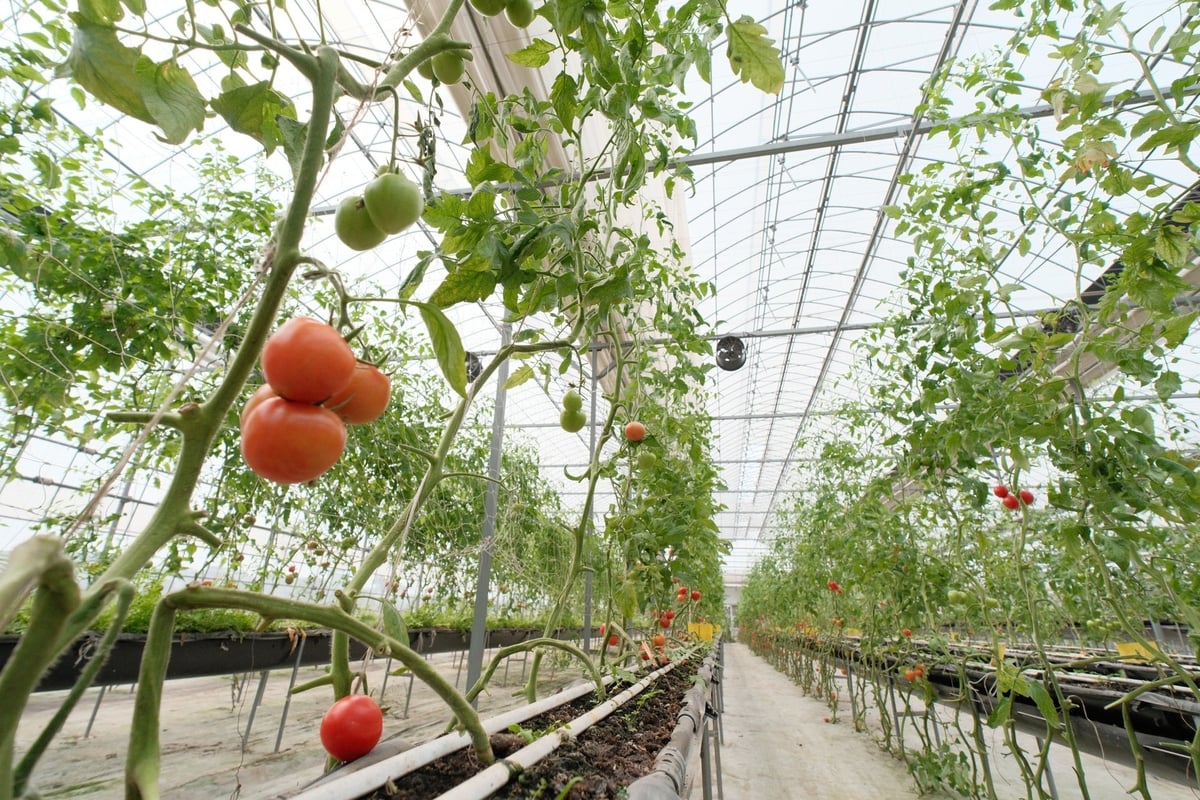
[1,626,585,692]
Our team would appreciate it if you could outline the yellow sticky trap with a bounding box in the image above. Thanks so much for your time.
[1116,641,1161,663]
[845,628,863,637]
[688,622,715,642]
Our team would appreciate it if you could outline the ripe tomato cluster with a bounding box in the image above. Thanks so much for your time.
[240,318,391,484]
[993,484,1035,510]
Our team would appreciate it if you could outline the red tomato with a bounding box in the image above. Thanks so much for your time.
[993,485,1009,498]
[607,634,619,647]
[658,616,671,629]
[320,694,383,762]
[598,623,606,637]
[1019,489,1035,505]
[665,610,676,620]
[1002,494,1020,510]
[624,421,646,442]
[325,362,391,424]
[262,317,356,403]
[652,633,666,648]
[640,649,651,660]
[240,384,278,431]
[902,628,912,637]
[691,590,701,602]
[241,398,347,484]
[827,580,842,594]
[904,669,917,681]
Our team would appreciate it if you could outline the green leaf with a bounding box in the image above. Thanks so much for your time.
[1026,681,1060,729]
[276,115,307,180]
[135,57,205,144]
[725,16,785,95]
[413,301,468,396]
[986,694,1012,728]
[210,81,296,152]
[429,268,498,308]
[399,252,433,301]
[381,600,409,647]
[60,21,153,123]
[507,39,557,68]
[554,0,585,35]
[504,364,535,389]
[1154,225,1191,269]
[77,0,124,25]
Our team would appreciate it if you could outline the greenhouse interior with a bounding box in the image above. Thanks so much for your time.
[1,0,1199,797]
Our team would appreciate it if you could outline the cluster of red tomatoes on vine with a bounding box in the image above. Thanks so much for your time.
[240,317,391,484]
[993,484,1035,510]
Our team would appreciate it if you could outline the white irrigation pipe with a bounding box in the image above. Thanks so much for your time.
[433,660,679,800]
[289,675,613,800]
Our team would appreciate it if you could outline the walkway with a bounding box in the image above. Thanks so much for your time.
[711,642,936,800]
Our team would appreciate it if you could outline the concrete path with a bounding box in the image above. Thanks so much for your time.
[711,643,936,800]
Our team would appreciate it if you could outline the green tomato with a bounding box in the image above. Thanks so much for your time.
[334,195,387,251]
[363,172,424,235]
[505,0,536,28]
[470,0,508,15]
[560,408,586,433]
[432,52,466,84]
[946,589,968,605]
[417,59,436,80]
[637,451,657,470]
[563,389,583,413]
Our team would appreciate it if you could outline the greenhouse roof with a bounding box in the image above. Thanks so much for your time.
[2,0,1199,591]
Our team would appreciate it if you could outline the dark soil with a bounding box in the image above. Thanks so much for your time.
[366,660,698,799]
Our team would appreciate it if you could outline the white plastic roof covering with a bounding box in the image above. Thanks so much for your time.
[3,0,1200,589]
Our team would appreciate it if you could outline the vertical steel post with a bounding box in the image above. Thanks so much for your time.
[274,634,307,752]
[465,324,511,705]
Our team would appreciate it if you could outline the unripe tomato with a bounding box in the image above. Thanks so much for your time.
[363,172,424,235]
[562,389,583,413]
[470,0,508,14]
[334,195,387,251]
[505,0,535,27]
[431,52,465,83]
[320,694,383,762]
[417,59,436,80]
[624,421,646,442]
[262,317,356,404]
[560,408,586,432]
[241,398,347,484]
[325,363,392,424]
[637,451,657,470]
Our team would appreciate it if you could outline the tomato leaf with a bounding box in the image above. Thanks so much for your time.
[986,694,1012,728]
[507,39,557,68]
[59,21,153,123]
[504,364,535,389]
[411,301,468,396]
[210,81,296,153]
[380,601,409,649]
[134,56,205,145]
[429,268,498,308]
[77,0,124,25]
[725,16,785,95]
[1026,680,1061,729]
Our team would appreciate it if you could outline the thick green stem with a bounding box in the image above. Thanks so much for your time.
[464,637,604,707]
[0,537,79,800]
[15,579,134,797]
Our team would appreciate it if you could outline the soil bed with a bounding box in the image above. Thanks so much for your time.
[368,659,698,800]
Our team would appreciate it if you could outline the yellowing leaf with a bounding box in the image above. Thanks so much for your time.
[725,16,785,95]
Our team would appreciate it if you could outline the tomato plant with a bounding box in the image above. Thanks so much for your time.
[262,317,357,404]
[320,694,384,762]
[241,398,347,484]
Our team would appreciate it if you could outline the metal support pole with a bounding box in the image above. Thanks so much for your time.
[241,670,271,752]
[700,714,714,800]
[380,656,393,696]
[465,325,510,705]
[84,684,108,738]
[274,635,307,753]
